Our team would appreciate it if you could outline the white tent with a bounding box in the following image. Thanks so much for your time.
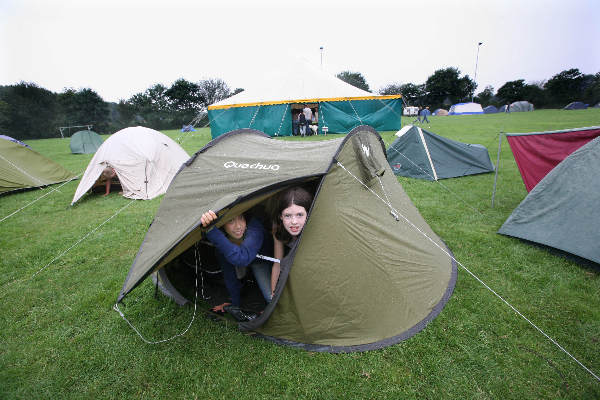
[71,127,189,204]
[448,102,484,115]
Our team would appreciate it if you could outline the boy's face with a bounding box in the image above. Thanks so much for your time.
[224,215,246,240]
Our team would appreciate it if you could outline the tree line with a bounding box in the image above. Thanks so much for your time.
[373,67,599,111]
[2,67,598,140]
[0,78,239,140]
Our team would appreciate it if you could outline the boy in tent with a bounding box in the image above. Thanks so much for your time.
[200,210,273,322]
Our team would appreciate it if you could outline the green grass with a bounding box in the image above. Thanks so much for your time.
[1,109,599,399]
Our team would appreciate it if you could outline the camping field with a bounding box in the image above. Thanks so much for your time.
[1,108,599,399]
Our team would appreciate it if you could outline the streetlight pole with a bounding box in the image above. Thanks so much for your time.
[472,42,482,102]
[320,46,324,69]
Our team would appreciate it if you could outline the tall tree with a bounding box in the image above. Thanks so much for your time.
[336,71,370,92]
[127,84,172,129]
[474,85,495,106]
[198,78,232,107]
[582,72,600,106]
[0,82,59,140]
[57,88,109,133]
[424,67,475,109]
[379,83,425,105]
[497,79,527,104]
[544,68,587,106]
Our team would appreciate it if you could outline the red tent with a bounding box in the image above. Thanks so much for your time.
[506,126,600,192]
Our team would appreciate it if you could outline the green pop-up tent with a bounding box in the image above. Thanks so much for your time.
[69,130,103,154]
[117,125,456,352]
[386,125,494,180]
[0,139,77,194]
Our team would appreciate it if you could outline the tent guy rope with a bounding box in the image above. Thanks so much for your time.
[0,199,137,296]
[0,172,81,224]
[113,245,200,344]
[336,160,600,383]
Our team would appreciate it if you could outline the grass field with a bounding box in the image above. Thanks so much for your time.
[1,109,599,399]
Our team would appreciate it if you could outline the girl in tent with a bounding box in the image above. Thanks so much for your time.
[270,187,313,296]
[200,210,272,322]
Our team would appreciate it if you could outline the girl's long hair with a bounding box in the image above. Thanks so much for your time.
[273,186,313,243]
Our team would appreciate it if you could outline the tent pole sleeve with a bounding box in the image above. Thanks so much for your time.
[492,132,503,208]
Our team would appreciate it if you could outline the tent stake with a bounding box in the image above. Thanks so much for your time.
[492,132,503,208]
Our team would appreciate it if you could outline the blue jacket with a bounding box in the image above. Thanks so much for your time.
[205,217,271,306]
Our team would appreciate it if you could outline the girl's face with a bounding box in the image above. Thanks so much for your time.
[224,215,246,240]
[280,204,307,237]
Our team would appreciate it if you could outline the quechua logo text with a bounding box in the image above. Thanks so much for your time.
[223,161,280,171]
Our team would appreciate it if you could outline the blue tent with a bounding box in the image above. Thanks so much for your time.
[563,102,588,110]
[483,105,498,114]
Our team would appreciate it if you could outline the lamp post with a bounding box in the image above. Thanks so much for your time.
[320,46,324,69]
[472,42,482,102]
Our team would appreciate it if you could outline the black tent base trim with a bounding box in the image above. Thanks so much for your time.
[150,239,457,353]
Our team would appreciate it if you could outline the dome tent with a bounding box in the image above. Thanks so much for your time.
[499,137,600,265]
[433,108,448,116]
[69,130,104,154]
[483,105,498,114]
[117,126,456,352]
[386,125,494,180]
[448,102,483,115]
[563,102,588,110]
[207,61,402,138]
[0,139,76,194]
[510,101,534,112]
[71,126,189,204]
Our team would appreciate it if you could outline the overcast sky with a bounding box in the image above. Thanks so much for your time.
[1,0,598,103]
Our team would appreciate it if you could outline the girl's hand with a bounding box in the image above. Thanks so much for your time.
[200,210,218,227]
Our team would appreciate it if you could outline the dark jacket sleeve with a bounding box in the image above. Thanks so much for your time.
[205,217,265,267]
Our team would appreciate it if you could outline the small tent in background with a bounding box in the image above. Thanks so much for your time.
[563,102,588,110]
[181,125,195,132]
[0,134,30,148]
[71,126,189,204]
[510,101,534,112]
[433,109,448,116]
[505,126,600,192]
[69,130,104,154]
[498,105,509,113]
[0,139,77,194]
[499,137,600,265]
[483,105,498,114]
[386,125,494,181]
[207,61,402,138]
[448,102,483,115]
[117,126,456,352]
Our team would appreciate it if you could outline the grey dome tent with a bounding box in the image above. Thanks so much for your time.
[69,130,104,154]
[433,109,448,116]
[483,105,498,114]
[510,101,534,112]
[498,137,600,264]
[117,125,457,352]
[563,102,588,110]
[386,125,494,180]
